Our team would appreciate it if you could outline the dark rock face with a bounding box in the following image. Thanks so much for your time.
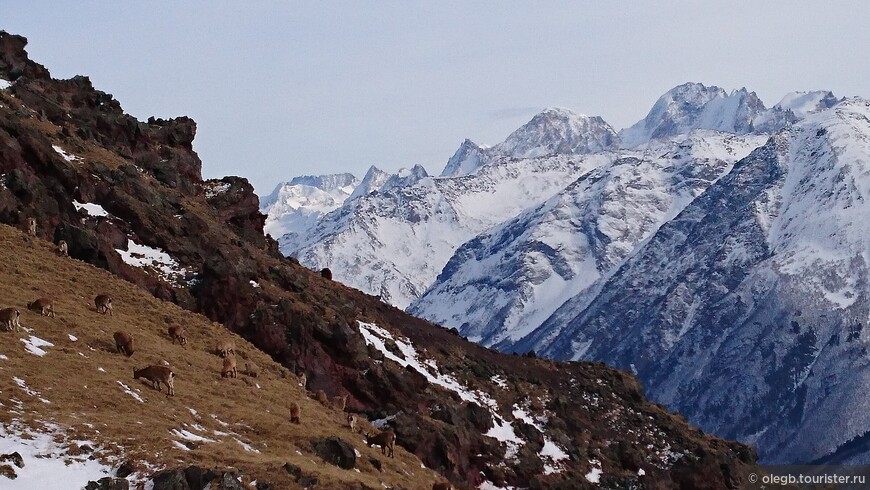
[0,464,17,480]
[212,472,244,490]
[151,469,190,490]
[85,477,130,490]
[0,452,23,468]
[115,461,134,478]
[311,436,357,469]
[0,30,764,489]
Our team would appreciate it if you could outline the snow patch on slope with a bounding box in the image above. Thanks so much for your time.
[357,321,525,459]
[116,238,192,287]
[0,423,117,488]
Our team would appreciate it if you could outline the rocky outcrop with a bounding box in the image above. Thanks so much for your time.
[311,437,357,469]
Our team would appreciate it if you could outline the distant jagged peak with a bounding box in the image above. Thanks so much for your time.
[493,106,618,159]
[774,90,842,119]
[261,172,359,212]
[288,172,358,192]
[347,165,392,201]
[382,164,430,193]
[619,83,844,148]
[619,82,765,147]
[441,139,486,178]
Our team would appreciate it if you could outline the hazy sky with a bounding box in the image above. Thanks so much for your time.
[4,2,869,194]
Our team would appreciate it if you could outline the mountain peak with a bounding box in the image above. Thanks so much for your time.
[775,90,842,118]
[441,139,486,177]
[493,107,617,159]
[619,82,781,147]
[347,165,391,201]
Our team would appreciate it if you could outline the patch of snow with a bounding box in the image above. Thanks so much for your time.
[585,467,603,483]
[52,145,82,162]
[97,367,106,373]
[234,438,260,453]
[171,440,191,451]
[20,335,54,357]
[0,79,10,90]
[170,428,215,443]
[359,321,527,459]
[490,375,508,390]
[513,405,568,473]
[68,334,78,342]
[205,181,231,198]
[117,381,144,403]
[13,376,40,397]
[249,280,260,288]
[73,200,109,217]
[0,424,115,487]
[485,419,523,459]
[116,238,193,287]
[0,354,8,360]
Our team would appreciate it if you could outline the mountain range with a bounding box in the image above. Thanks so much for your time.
[263,82,870,465]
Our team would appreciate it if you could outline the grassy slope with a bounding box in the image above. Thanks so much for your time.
[0,223,440,489]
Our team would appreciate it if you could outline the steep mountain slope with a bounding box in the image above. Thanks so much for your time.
[0,224,437,489]
[519,98,870,464]
[409,132,767,347]
[282,153,614,308]
[0,31,763,488]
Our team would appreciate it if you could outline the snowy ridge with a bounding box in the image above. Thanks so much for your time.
[619,82,801,147]
[440,108,617,178]
[774,90,841,119]
[410,132,767,346]
[285,153,613,307]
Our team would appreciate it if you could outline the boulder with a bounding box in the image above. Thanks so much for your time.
[151,469,189,490]
[311,437,357,470]
[84,477,129,490]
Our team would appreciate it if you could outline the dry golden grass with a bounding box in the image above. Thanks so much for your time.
[0,224,440,489]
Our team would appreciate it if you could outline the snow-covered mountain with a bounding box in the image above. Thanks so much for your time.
[490,107,618,158]
[261,172,359,239]
[619,82,800,147]
[774,90,841,118]
[281,153,614,308]
[439,108,618,178]
[345,165,388,201]
[268,107,620,307]
[440,139,488,178]
[515,98,870,463]
[409,131,768,346]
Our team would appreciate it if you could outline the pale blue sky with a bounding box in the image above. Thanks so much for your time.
[3,1,869,193]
